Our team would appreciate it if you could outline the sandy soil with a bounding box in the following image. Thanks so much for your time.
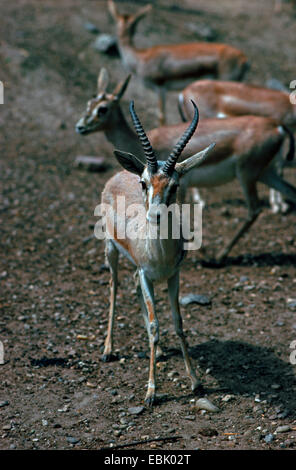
[0,0,296,450]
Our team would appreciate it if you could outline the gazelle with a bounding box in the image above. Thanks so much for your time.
[178,79,296,213]
[107,0,249,124]
[178,79,296,127]
[101,100,215,405]
[76,69,296,262]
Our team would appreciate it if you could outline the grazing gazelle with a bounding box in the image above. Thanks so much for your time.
[101,100,215,405]
[76,70,296,262]
[178,79,296,214]
[107,0,249,124]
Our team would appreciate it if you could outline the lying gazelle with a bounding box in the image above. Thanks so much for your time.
[178,79,296,127]
[107,0,249,124]
[178,78,296,214]
[76,69,296,262]
[101,100,215,405]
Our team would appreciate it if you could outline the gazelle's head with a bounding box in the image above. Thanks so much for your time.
[108,0,152,42]
[114,101,215,224]
[75,68,130,135]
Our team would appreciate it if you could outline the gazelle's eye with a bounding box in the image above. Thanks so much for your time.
[140,181,147,191]
[97,106,108,116]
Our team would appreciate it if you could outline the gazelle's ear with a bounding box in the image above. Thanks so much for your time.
[113,74,131,101]
[108,0,119,20]
[97,68,109,94]
[114,150,145,176]
[175,143,216,176]
[130,4,152,25]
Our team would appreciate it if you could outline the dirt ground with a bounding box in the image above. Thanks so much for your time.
[1,0,296,451]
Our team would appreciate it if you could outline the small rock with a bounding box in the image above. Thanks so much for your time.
[275,425,290,433]
[0,401,9,408]
[195,398,219,413]
[66,436,80,445]
[91,34,118,55]
[128,406,145,415]
[184,415,195,421]
[84,22,100,34]
[180,294,211,307]
[187,23,216,41]
[287,299,296,311]
[264,433,275,443]
[266,78,288,92]
[221,394,234,402]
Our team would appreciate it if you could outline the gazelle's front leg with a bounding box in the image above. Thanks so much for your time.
[138,269,159,406]
[167,271,202,393]
[102,240,119,362]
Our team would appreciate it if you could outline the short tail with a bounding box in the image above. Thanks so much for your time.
[282,125,295,161]
[178,93,189,123]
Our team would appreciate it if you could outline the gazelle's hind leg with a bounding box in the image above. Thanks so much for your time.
[216,171,261,263]
[269,146,290,213]
[260,168,296,207]
[167,271,202,393]
[102,240,119,362]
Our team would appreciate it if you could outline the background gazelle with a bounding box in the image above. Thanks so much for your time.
[108,0,249,124]
[76,69,295,262]
[101,100,215,405]
[178,78,296,214]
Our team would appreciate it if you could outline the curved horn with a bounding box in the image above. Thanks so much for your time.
[129,101,157,174]
[162,100,199,176]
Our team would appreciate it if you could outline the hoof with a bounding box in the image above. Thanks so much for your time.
[192,380,205,396]
[145,392,156,407]
[101,353,118,363]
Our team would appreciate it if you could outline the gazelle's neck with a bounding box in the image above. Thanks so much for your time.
[144,210,184,278]
[117,35,140,72]
[104,106,145,162]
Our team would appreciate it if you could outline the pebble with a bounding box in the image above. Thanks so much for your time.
[0,401,9,408]
[275,425,290,433]
[195,398,219,413]
[264,433,275,443]
[221,394,234,402]
[180,294,211,307]
[287,299,296,311]
[66,436,80,445]
[91,34,118,54]
[128,406,145,415]
[184,415,195,421]
[84,22,100,34]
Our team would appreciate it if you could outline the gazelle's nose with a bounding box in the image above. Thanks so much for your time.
[75,124,85,134]
[75,117,87,134]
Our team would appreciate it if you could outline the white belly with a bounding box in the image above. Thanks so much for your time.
[187,155,237,188]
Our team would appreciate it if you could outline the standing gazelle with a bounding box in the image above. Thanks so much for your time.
[178,79,296,214]
[108,0,249,124]
[101,100,215,405]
